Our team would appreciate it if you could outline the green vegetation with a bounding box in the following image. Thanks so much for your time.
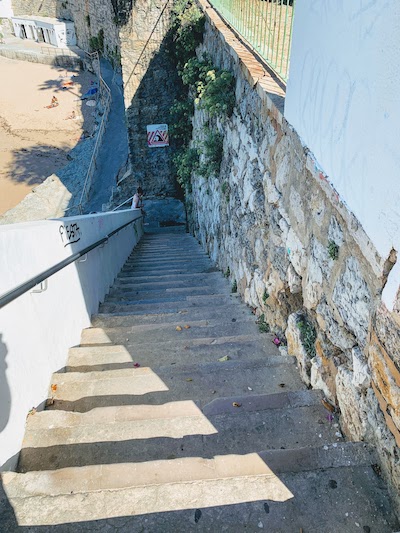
[173,147,199,190]
[231,280,238,293]
[168,1,235,195]
[327,240,339,260]
[199,130,223,178]
[181,57,235,117]
[89,29,104,53]
[262,289,269,303]
[169,0,205,69]
[297,317,317,358]
[257,313,270,333]
[224,267,230,278]
[169,99,194,144]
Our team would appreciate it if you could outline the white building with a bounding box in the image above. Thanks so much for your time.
[11,16,76,48]
[0,0,13,19]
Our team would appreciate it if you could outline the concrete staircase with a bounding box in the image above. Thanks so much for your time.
[2,231,399,531]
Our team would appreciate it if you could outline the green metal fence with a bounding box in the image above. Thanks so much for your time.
[208,0,295,82]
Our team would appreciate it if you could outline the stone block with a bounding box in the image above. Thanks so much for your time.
[287,264,302,295]
[336,366,369,441]
[310,355,336,404]
[352,346,371,391]
[286,313,311,386]
[332,257,372,347]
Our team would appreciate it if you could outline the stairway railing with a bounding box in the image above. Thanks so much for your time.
[0,211,142,310]
[113,195,135,211]
[65,51,112,215]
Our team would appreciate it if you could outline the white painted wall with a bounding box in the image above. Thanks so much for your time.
[285,0,400,306]
[10,18,77,47]
[0,209,143,469]
[0,0,13,18]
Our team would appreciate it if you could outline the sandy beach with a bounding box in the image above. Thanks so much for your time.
[0,56,97,215]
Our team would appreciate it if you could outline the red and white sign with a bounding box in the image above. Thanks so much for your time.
[147,124,169,148]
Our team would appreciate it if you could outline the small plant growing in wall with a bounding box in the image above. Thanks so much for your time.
[85,14,91,27]
[224,267,230,278]
[327,240,339,260]
[231,280,238,293]
[262,289,269,303]
[169,99,195,144]
[199,130,223,178]
[297,316,317,358]
[181,57,235,118]
[168,1,205,69]
[257,313,270,333]
[89,29,104,54]
[172,147,199,191]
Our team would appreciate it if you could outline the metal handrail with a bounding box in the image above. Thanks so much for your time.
[0,214,142,310]
[112,196,134,211]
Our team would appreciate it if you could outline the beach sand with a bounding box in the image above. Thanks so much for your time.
[0,56,97,215]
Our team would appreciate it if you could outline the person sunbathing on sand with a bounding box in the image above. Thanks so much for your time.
[45,96,59,109]
[64,110,76,120]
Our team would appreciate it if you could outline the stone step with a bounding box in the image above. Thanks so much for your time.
[117,264,218,277]
[111,276,226,293]
[5,444,397,530]
[123,252,211,270]
[125,254,209,264]
[124,252,209,263]
[116,270,221,284]
[118,267,213,279]
[121,258,212,270]
[68,335,280,371]
[92,303,255,327]
[81,319,260,346]
[143,226,187,234]
[106,286,227,302]
[100,294,242,314]
[18,390,342,472]
[111,278,228,293]
[47,359,306,412]
[103,294,230,307]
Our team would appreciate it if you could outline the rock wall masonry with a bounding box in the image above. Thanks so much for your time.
[188,3,400,514]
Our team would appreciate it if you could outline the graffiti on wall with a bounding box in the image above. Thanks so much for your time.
[59,223,82,247]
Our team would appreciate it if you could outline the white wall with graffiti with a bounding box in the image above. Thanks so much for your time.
[0,210,143,470]
[285,0,400,306]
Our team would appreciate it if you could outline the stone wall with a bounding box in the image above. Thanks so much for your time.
[188,0,400,514]
[11,0,70,19]
[119,0,179,199]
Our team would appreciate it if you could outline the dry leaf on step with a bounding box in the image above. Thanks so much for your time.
[176,326,182,331]
[218,355,230,362]
[186,378,193,382]
[51,384,57,392]
[232,402,242,408]
[184,325,191,329]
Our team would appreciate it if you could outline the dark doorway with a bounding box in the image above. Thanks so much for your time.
[37,27,45,43]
